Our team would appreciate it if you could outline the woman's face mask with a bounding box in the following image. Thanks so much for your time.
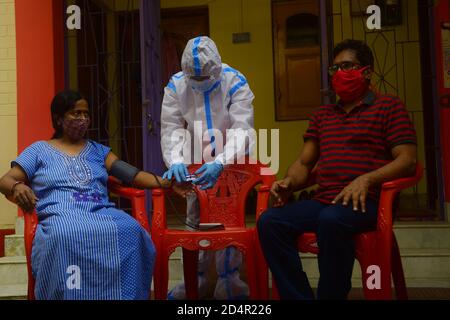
[61,116,90,141]
[58,100,91,141]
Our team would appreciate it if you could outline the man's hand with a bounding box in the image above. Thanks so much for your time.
[13,183,38,213]
[332,174,372,213]
[270,177,294,208]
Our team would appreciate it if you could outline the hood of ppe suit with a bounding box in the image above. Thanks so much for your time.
[181,36,222,83]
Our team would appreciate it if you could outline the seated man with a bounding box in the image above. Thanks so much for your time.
[257,39,417,300]
[0,90,190,300]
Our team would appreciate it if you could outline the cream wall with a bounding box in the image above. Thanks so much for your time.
[0,0,17,229]
[161,0,309,178]
[161,0,427,190]
[0,0,427,228]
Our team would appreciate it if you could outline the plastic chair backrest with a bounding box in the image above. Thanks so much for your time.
[189,162,276,228]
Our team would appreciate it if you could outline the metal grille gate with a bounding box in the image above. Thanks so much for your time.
[64,0,143,212]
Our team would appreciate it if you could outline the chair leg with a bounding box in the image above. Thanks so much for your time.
[28,279,35,300]
[391,235,408,300]
[154,250,170,300]
[271,279,280,300]
[255,234,270,300]
[183,248,199,300]
[244,246,259,300]
[360,258,392,300]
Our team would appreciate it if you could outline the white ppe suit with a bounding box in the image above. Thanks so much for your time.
[160,36,254,300]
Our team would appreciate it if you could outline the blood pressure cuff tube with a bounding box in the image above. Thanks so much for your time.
[109,160,140,186]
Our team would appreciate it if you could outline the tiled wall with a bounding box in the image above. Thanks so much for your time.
[0,0,17,229]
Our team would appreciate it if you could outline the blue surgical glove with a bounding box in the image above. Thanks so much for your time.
[162,163,189,183]
[193,161,224,190]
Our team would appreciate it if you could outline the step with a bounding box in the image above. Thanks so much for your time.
[4,224,448,289]
[400,248,450,287]
[0,256,27,286]
[291,248,450,288]
[165,247,450,288]
[15,217,24,236]
[0,284,27,300]
[4,234,25,257]
[394,222,450,249]
[168,247,184,282]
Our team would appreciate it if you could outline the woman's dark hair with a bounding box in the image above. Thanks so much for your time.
[51,90,83,139]
[333,39,374,68]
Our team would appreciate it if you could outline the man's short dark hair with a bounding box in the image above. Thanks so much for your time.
[333,39,374,68]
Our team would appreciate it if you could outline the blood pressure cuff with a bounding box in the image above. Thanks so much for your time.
[109,160,140,186]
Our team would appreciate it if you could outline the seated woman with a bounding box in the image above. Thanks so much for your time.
[0,90,189,300]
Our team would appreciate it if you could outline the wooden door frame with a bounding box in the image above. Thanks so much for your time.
[433,0,450,220]
[272,0,333,121]
[418,0,446,219]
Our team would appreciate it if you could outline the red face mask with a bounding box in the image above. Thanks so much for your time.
[331,66,370,103]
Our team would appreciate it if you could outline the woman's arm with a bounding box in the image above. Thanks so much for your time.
[0,166,38,212]
[104,151,171,189]
[0,166,28,197]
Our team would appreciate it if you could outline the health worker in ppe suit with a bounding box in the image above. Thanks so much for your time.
[160,36,255,300]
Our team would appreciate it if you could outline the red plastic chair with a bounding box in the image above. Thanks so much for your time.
[257,163,423,300]
[8,176,150,300]
[151,162,276,300]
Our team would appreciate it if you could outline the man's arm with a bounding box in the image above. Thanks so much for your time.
[333,143,417,212]
[365,144,417,185]
[271,139,320,206]
[285,139,320,191]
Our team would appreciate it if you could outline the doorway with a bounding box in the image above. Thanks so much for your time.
[271,0,333,120]
[161,6,209,84]
[64,0,143,169]
[159,6,210,223]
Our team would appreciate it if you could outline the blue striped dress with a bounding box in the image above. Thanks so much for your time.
[12,140,155,300]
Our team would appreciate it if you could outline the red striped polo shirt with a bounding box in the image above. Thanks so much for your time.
[303,91,417,204]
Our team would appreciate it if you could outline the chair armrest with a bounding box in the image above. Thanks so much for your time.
[256,185,272,219]
[381,163,424,192]
[107,176,150,233]
[376,163,423,233]
[107,176,145,199]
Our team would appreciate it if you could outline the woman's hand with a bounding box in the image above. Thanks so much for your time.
[270,177,294,207]
[172,182,194,198]
[12,183,38,213]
